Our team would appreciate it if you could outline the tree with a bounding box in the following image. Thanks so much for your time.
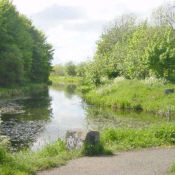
[65,62,76,76]
[146,27,175,81]
[0,45,24,87]
[151,1,175,28]
[0,0,53,87]
[52,64,65,76]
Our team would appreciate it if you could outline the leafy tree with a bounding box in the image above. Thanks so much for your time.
[0,45,24,87]
[65,62,77,76]
[151,2,175,28]
[52,64,65,76]
[76,62,88,77]
[146,27,175,81]
[0,0,53,87]
[86,4,175,85]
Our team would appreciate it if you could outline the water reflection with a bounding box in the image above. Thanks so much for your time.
[0,84,174,151]
[0,84,88,151]
[85,106,173,130]
[0,89,52,150]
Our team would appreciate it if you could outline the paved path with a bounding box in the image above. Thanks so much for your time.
[37,147,175,175]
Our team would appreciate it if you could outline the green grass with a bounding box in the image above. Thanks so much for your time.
[0,140,81,175]
[101,123,175,151]
[85,78,175,115]
[50,76,81,85]
[171,162,175,174]
[1,123,175,174]
[81,142,112,156]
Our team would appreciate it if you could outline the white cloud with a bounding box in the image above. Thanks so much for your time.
[13,0,166,65]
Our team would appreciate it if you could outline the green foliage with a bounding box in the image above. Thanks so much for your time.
[81,142,112,156]
[52,64,66,76]
[65,61,77,77]
[82,143,104,156]
[0,140,80,175]
[85,78,175,114]
[146,28,175,81]
[0,45,24,87]
[0,83,48,98]
[84,4,175,86]
[0,0,53,87]
[171,162,175,173]
[76,62,88,77]
[50,75,81,86]
[101,123,175,151]
[0,147,9,164]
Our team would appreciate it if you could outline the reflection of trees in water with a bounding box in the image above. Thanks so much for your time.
[51,84,77,99]
[85,106,118,130]
[64,84,77,99]
[0,88,53,151]
[85,106,168,130]
[16,88,53,121]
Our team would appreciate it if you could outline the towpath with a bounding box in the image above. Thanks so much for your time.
[37,147,175,175]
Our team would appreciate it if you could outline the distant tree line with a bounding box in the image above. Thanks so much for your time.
[53,1,175,87]
[82,1,175,86]
[0,0,53,87]
[52,61,87,77]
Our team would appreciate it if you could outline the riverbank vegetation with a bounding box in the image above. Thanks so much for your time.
[1,123,175,174]
[50,76,81,86]
[0,0,53,88]
[84,77,175,115]
[0,140,80,175]
[51,1,175,115]
[2,0,175,174]
[50,1,175,171]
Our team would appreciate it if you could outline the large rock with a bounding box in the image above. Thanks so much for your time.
[66,131,86,150]
[66,130,101,150]
[85,131,100,145]
[165,89,174,94]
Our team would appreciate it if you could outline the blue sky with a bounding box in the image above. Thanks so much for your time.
[13,0,167,65]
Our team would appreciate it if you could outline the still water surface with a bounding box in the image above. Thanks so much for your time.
[0,84,172,151]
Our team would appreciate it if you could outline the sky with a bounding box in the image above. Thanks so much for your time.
[13,0,167,65]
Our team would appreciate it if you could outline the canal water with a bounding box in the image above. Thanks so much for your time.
[0,84,172,151]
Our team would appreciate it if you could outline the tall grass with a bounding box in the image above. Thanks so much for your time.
[85,78,175,115]
[0,140,80,175]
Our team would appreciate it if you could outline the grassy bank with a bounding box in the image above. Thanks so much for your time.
[0,84,48,98]
[101,123,175,151]
[85,78,175,115]
[50,76,81,86]
[1,123,175,174]
[0,140,80,175]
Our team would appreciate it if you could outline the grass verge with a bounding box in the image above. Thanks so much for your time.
[101,123,175,151]
[0,140,81,175]
[85,78,175,115]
